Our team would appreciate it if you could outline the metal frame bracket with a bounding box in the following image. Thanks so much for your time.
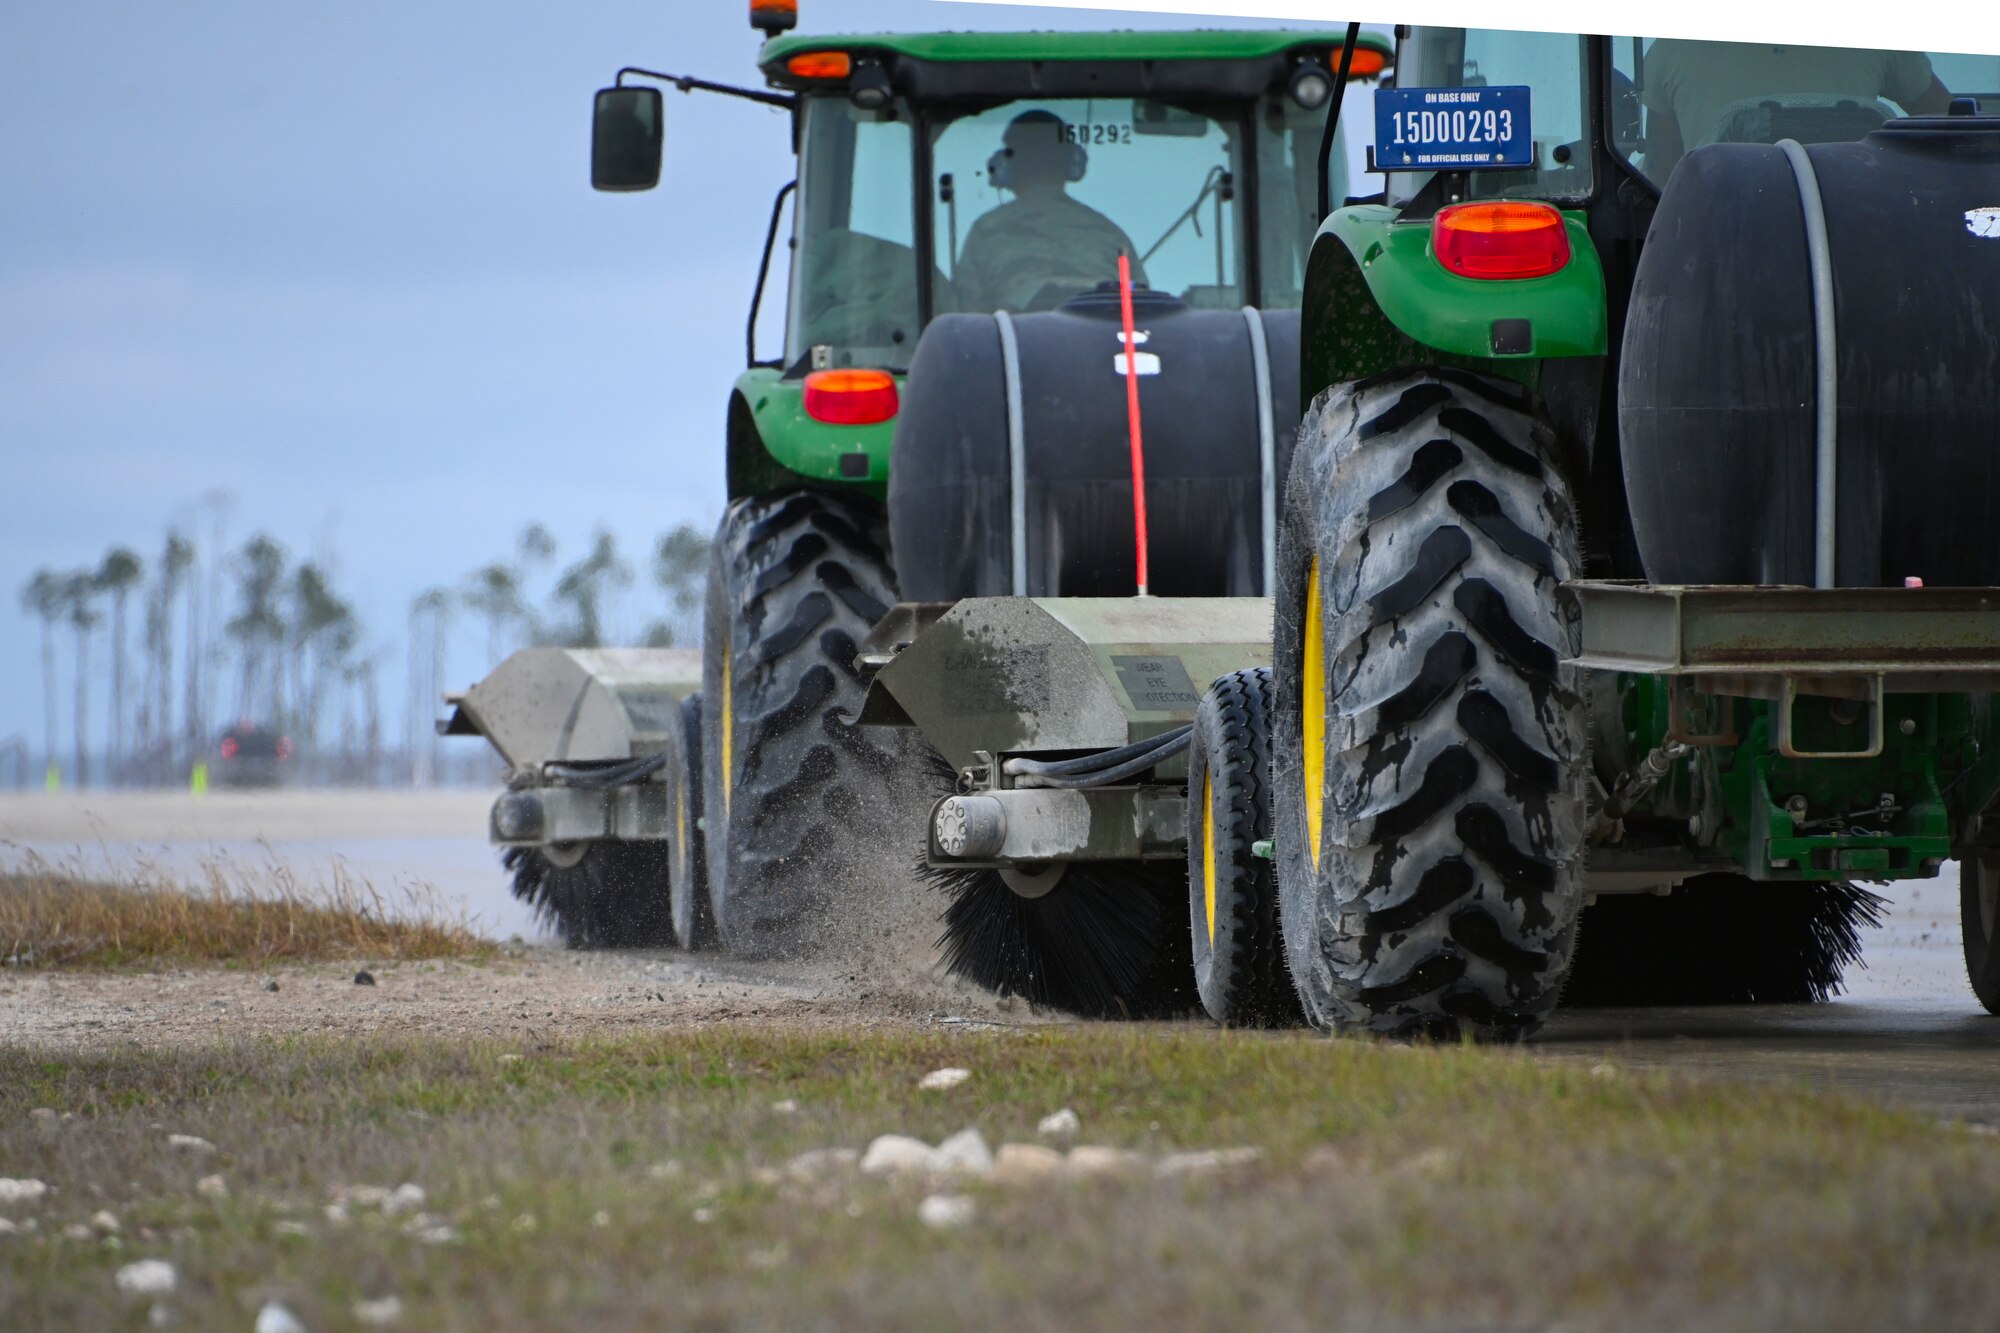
[1777,673,1885,759]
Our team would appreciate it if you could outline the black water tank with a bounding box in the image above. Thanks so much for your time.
[1620,118,2000,587]
[889,289,1300,600]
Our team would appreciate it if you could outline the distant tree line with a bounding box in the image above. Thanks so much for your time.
[16,496,711,791]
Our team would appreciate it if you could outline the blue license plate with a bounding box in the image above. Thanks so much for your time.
[1373,86,1533,171]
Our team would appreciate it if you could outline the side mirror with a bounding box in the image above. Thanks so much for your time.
[592,86,663,192]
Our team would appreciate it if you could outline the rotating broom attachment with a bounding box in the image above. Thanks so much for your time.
[1562,875,1886,1006]
[917,749,1195,1018]
[502,840,676,950]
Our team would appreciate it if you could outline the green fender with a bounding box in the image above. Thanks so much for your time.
[727,367,896,501]
[1300,203,1607,406]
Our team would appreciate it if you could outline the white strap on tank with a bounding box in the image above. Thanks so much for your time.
[1778,138,1840,589]
[993,310,1029,596]
[1240,306,1278,596]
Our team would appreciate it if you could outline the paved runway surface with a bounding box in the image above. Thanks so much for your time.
[5,790,1997,1120]
[1542,874,2000,1123]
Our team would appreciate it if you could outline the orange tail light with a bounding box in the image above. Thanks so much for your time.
[1432,201,1571,280]
[804,369,898,425]
[1340,47,1387,77]
[785,51,851,79]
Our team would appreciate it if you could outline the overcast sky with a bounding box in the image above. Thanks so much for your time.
[0,1,1356,760]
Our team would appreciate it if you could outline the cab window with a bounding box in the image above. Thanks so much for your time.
[1610,38,2000,184]
[930,99,1247,313]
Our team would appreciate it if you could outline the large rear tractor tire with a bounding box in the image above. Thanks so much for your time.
[700,489,903,958]
[503,841,675,950]
[1273,368,1588,1041]
[1961,854,2000,1015]
[666,693,715,951]
[1187,667,1301,1026]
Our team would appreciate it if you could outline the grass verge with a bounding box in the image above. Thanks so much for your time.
[0,855,486,969]
[3,1025,1997,1330]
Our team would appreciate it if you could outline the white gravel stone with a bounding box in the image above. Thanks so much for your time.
[352,1296,404,1326]
[165,1134,215,1154]
[0,1179,49,1204]
[0,1218,18,1236]
[1393,1147,1454,1179]
[770,1099,800,1114]
[918,1067,970,1091]
[254,1299,308,1333]
[1036,1108,1081,1139]
[382,1183,426,1215]
[29,1107,56,1122]
[931,1128,993,1178]
[1155,1147,1263,1177]
[786,1148,859,1182]
[917,1193,975,1229]
[195,1175,228,1199]
[860,1134,935,1175]
[91,1209,121,1233]
[991,1143,1066,1186]
[115,1258,178,1297]
[63,1223,94,1241]
[1065,1145,1146,1177]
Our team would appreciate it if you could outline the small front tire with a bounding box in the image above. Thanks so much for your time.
[666,693,715,951]
[1962,854,2000,1014]
[1187,667,1300,1026]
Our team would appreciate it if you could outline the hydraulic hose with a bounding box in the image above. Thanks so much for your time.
[1003,726,1193,790]
[543,751,669,789]
[1001,725,1192,778]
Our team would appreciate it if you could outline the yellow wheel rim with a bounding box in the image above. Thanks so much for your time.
[720,642,733,818]
[675,771,690,880]
[1201,770,1217,944]
[1303,555,1325,871]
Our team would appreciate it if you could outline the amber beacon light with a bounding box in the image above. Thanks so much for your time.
[1431,201,1572,280]
[751,0,797,36]
[804,369,900,425]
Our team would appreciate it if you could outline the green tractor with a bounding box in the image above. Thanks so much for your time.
[445,2,1391,966]
[1262,27,2000,1037]
[849,25,2000,1037]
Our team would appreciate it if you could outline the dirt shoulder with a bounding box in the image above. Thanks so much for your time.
[0,946,1044,1053]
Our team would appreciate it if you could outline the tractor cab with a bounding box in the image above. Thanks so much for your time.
[591,14,1389,496]
[1382,29,2000,209]
[757,29,1389,376]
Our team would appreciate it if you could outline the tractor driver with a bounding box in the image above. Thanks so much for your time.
[955,110,1149,313]
[1641,39,1954,178]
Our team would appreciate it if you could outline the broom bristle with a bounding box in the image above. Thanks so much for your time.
[502,844,674,950]
[922,860,1194,1018]
[1562,874,1886,1006]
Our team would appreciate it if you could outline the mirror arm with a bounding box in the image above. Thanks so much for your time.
[748,180,798,368]
[1316,22,1364,218]
[617,66,797,112]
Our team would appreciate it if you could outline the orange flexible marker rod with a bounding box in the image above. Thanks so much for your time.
[1117,252,1151,597]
